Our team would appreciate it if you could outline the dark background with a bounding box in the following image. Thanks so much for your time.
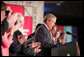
[44,1,83,55]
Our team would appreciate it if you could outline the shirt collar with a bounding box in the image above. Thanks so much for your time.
[43,23,53,39]
[43,23,49,31]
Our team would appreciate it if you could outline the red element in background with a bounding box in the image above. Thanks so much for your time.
[57,26,64,33]
[6,4,33,37]
[6,4,24,15]
[23,17,33,37]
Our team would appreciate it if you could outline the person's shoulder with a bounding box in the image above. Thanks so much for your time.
[15,30,22,34]
[36,24,44,30]
[39,24,48,29]
[35,24,47,34]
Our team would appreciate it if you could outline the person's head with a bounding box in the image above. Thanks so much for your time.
[55,29,61,38]
[60,32,66,40]
[1,2,7,22]
[50,25,57,34]
[44,13,57,30]
[18,35,27,45]
[17,13,24,28]
[1,2,7,11]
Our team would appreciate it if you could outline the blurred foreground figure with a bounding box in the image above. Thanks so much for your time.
[1,2,20,56]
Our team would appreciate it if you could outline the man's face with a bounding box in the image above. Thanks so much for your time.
[51,26,57,34]
[17,14,24,28]
[48,17,56,30]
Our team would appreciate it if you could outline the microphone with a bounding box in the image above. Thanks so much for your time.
[66,31,77,38]
[66,31,72,35]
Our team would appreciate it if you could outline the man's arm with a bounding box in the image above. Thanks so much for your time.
[21,42,36,56]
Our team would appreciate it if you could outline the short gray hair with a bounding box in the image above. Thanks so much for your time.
[44,13,57,22]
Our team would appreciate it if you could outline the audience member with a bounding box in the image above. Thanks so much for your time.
[1,2,19,56]
[59,32,67,45]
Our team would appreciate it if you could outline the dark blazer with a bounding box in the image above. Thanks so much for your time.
[20,39,36,56]
[9,30,22,56]
[9,30,36,56]
[35,24,54,56]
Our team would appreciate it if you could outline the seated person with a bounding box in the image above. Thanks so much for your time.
[50,27,61,45]
[50,25,57,45]
[59,32,67,45]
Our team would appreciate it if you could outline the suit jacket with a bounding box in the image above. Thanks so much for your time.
[35,24,54,56]
[9,30,22,56]
[20,39,36,56]
[9,30,36,56]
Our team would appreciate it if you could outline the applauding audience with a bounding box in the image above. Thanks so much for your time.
[1,1,74,56]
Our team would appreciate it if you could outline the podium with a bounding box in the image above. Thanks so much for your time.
[51,41,79,56]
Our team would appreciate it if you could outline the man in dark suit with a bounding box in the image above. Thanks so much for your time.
[9,30,22,56]
[9,14,25,56]
[9,29,41,56]
[35,13,57,56]
[20,38,41,56]
[9,14,41,56]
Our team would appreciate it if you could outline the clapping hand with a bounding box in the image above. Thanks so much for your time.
[2,32,13,48]
[29,41,41,53]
